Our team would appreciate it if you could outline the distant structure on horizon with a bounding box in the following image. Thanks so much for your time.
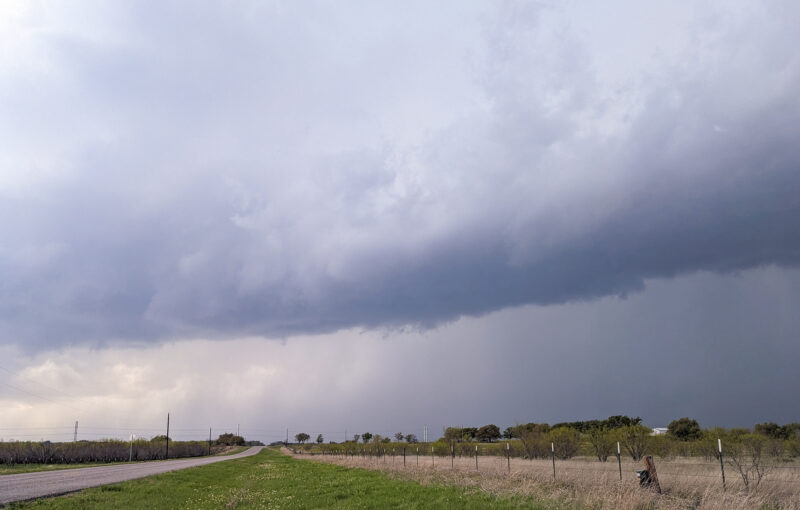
[651,427,668,435]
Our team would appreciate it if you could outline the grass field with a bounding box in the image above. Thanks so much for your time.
[295,449,800,510]
[5,448,552,509]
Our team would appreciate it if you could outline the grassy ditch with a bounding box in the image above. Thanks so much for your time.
[6,447,552,509]
[0,461,131,476]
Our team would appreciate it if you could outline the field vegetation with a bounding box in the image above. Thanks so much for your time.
[290,445,800,509]
[0,434,248,468]
[284,417,800,508]
[7,447,547,509]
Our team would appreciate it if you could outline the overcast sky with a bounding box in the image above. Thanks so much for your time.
[1,1,798,443]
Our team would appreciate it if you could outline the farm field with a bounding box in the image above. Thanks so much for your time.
[4,447,552,509]
[0,446,249,475]
[289,447,800,510]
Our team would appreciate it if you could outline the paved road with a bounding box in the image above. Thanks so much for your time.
[0,446,264,505]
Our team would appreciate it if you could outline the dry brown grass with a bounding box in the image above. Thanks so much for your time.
[284,448,800,509]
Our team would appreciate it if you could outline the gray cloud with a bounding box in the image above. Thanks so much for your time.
[1,1,799,350]
[2,267,797,438]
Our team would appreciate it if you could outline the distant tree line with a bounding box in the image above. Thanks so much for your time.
[215,433,245,446]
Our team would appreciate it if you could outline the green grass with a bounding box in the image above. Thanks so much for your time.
[7,448,552,509]
[219,446,250,456]
[0,461,135,475]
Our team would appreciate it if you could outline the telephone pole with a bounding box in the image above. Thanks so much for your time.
[165,413,170,459]
[73,421,78,442]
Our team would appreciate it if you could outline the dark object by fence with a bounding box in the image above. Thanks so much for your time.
[636,456,661,493]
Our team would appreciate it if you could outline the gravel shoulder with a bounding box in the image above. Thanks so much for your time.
[0,446,263,505]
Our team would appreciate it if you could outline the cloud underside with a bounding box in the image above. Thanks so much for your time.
[1,1,799,348]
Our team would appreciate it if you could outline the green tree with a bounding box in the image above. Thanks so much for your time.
[618,425,650,461]
[549,427,580,459]
[754,422,785,439]
[444,427,462,443]
[588,428,614,462]
[316,434,324,444]
[405,433,418,443]
[361,432,373,444]
[394,432,404,442]
[461,427,477,441]
[668,417,702,441]
[215,433,245,446]
[295,433,310,444]
[476,424,501,443]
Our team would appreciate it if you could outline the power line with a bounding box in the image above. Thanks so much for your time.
[0,364,84,401]
[0,380,84,413]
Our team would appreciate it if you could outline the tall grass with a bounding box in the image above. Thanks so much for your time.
[290,447,800,509]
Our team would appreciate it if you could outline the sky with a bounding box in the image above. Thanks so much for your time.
[1,1,799,444]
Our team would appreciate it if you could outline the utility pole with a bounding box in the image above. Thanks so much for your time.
[129,434,135,462]
[286,428,288,444]
[209,427,212,456]
[73,421,78,442]
[237,424,240,437]
[165,413,170,460]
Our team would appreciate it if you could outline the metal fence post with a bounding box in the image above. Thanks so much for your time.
[718,438,726,491]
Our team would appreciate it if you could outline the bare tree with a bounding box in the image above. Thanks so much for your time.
[725,435,772,490]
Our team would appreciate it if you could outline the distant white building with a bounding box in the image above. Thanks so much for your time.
[651,427,668,435]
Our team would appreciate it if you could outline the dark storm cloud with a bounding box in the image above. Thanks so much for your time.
[1,1,799,349]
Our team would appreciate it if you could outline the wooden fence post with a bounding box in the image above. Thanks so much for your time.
[643,455,661,494]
